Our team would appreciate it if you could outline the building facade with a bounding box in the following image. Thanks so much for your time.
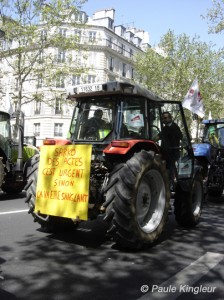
[0,8,150,147]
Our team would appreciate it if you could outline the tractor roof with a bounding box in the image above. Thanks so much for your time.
[67,81,164,102]
[203,119,224,125]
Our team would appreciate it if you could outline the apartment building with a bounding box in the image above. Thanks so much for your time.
[0,8,150,147]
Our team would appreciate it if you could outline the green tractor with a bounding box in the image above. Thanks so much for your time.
[0,109,38,194]
[25,81,204,250]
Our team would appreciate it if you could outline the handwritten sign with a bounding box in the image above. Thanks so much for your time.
[35,144,92,220]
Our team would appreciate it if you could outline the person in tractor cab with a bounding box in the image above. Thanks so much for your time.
[153,111,183,189]
[208,126,219,147]
[81,109,110,140]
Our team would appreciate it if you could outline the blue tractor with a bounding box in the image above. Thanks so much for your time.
[193,119,224,197]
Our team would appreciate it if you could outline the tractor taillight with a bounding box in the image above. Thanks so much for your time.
[111,141,129,148]
[43,139,56,145]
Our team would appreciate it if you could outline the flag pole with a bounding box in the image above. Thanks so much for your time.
[192,113,199,142]
[196,118,199,142]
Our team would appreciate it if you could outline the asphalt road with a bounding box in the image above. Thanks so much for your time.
[0,192,223,300]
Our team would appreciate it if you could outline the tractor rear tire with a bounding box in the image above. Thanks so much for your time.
[174,173,203,227]
[24,154,74,232]
[207,166,224,198]
[104,150,170,250]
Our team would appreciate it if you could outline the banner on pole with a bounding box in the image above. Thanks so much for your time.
[182,78,205,118]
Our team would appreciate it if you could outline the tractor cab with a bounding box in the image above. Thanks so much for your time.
[68,81,194,179]
[68,82,153,143]
[202,120,224,148]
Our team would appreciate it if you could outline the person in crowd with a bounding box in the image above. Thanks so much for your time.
[153,111,183,189]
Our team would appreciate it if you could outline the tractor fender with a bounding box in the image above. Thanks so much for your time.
[103,140,160,155]
[177,164,203,193]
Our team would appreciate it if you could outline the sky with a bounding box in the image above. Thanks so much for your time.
[81,0,222,49]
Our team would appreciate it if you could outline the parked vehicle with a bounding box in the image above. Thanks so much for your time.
[25,81,203,250]
[193,119,224,198]
[0,109,38,194]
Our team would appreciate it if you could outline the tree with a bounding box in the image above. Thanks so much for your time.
[134,30,224,119]
[0,0,87,113]
[203,0,224,34]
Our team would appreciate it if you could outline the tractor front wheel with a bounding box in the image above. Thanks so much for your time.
[174,173,203,227]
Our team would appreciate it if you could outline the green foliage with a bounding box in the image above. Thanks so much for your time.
[134,30,224,119]
[0,0,87,108]
[202,0,224,34]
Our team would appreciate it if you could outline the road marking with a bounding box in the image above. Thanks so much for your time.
[139,252,224,300]
[0,209,28,215]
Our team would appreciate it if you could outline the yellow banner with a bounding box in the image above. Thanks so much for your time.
[35,144,92,220]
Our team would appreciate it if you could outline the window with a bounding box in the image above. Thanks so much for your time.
[109,56,114,71]
[89,31,96,42]
[2,39,12,50]
[55,98,62,114]
[34,123,40,136]
[59,28,67,37]
[122,63,126,77]
[37,75,43,88]
[57,49,66,63]
[0,115,10,153]
[38,50,44,63]
[40,30,47,41]
[108,19,114,29]
[118,43,125,54]
[121,44,125,55]
[56,74,65,88]
[121,27,125,37]
[131,68,134,79]
[54,123,63,137]
[69,99,114,141]
[129,48,133,58]
[87,75,96,84]
[74,12,83,22]
[107,37,112,48]
[74,29,81,41]
[120,98,146,139]
[15,78,19,91]
[72,75,81,85]
[34,100,41,114]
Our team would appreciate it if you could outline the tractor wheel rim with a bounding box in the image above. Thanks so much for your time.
[136,169,166,233]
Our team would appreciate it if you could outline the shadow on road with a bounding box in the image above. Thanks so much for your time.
[43,212,178,252]
[0,289,17,300]
[0,191,26,201]
[47,216,111,248]
[1,194,224,300]
[206,193,224,203]
[0,258,17,299]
